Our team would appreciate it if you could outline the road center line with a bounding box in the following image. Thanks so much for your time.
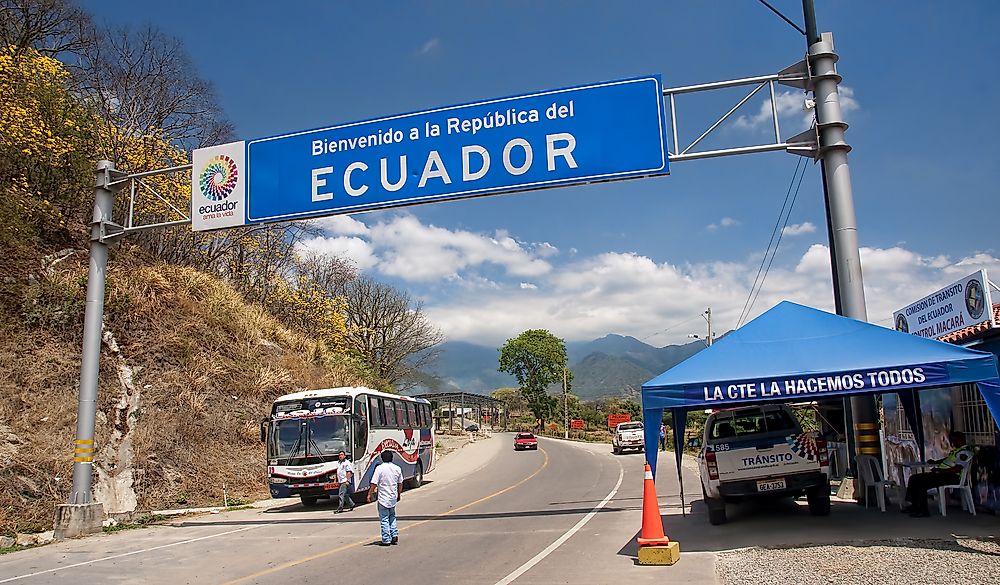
[0,525,262,584]
[493,449,625,585]
[222,447,551,585]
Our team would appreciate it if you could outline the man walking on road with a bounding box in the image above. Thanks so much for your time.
[368,451,403,546]
[335,450,355,513]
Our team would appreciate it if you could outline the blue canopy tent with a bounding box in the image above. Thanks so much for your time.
[641,301,1000,511]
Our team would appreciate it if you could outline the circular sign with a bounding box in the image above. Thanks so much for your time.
[965,278,985,320]
[894,313,909,333]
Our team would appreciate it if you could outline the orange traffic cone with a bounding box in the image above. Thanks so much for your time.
[637,463,671,547]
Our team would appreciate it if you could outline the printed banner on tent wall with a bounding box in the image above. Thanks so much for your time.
[893,269,995,339]
[690,363,951,406]
[190,76,668,231]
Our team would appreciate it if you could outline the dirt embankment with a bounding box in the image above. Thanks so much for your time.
[1,250,371,534]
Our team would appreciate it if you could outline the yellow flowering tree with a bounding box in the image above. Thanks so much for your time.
[0,45,94,254]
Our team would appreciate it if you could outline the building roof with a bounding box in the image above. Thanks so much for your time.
[938,303,1000,344]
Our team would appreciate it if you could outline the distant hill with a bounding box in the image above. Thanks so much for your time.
[419,341,515,393]
[413,335,708,399]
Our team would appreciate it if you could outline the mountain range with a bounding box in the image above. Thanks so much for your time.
[412,334,708,400]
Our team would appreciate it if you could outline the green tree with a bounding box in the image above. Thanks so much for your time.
[498,329,571,430]
[490,387,527,416]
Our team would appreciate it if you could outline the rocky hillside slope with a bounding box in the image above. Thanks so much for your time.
[1,247,372,534]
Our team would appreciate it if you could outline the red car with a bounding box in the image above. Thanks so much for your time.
[514,432,538,451]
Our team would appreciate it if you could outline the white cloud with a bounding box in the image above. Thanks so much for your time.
[372,216,552,281]
[306,213,554,282]
[734,86,860,133]
[782,222,817,236]
[707,217,740,231]
[425,241,1000,346]
[313,215,369,236]
[416,38,440,56]
[297,235,379,270]
[301,214,997,347]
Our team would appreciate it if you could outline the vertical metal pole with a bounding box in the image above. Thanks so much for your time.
[803,0,881,468]
[563,367,569,439]
[69,160,116,504]
[460,394,465,430]
[706,307,713,346]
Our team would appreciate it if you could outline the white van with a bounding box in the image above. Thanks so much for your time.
[698,404,830,525]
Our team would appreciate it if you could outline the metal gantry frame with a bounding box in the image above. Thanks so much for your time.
[664,59,817,163]
[62,32,864,532]
[421,392,505,432]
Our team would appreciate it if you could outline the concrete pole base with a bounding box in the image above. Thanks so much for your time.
[637,541,680,565]
[53,502,105,540]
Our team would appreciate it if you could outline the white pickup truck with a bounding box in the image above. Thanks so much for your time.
[612,421,644,454]
[698,404,830,525]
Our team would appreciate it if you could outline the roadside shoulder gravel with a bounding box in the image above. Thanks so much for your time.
[717,537,1000,585]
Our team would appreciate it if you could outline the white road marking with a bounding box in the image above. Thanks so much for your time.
[492,455,625,585]
[0,525,262,583]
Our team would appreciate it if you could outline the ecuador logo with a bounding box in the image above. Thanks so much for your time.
[199,155,239,201]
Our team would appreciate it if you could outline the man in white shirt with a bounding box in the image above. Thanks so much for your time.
[368,450,404,545]
[335,451,355,513]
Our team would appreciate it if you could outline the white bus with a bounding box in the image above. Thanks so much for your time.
[262,387,434,506]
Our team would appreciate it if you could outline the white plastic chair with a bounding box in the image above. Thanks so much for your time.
[932,459,976,517]
[856,454,895,512]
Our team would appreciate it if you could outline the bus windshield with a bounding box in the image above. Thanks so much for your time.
[269,415,350,461]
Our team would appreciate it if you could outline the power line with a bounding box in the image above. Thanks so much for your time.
[640,313,703,343]
[737,157,805,327]
[744,161,809,322]
[756,0,807,35]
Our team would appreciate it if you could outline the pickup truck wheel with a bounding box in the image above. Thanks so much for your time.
[807,485,831,516]
[612,445,620,455]
[703,486,727,525]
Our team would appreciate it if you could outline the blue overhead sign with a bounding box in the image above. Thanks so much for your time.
[191,76,668,231]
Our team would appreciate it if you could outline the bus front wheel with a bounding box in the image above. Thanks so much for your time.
[300,495,319,506]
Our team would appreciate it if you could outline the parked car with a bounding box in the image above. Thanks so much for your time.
[698,404,830,525]
[465,424,479,432]
[612,421,644,454]
[513,432,538,451]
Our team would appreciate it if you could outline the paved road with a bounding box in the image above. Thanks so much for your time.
[0,435,714,585]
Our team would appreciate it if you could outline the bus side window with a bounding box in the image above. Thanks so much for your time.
[394,400,405,428]
[406,403,416,429]
[386,400,398,430]
[421,404,429,428]
[369,396,383,427]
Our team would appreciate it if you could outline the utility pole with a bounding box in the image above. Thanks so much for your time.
[563,367,569,439]
[802,0,880,467]
[705,307,713,346]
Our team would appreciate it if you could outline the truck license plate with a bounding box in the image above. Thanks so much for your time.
[756,478,786,492]
[323,482,337,490]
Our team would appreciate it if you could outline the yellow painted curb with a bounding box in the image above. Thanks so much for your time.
[638,541,680,566]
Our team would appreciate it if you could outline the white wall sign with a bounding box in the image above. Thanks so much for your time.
[893,269,995,339]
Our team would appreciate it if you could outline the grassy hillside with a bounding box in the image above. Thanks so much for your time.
[0,247,373,534]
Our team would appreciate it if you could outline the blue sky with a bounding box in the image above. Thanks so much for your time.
[84,1,1000,346]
